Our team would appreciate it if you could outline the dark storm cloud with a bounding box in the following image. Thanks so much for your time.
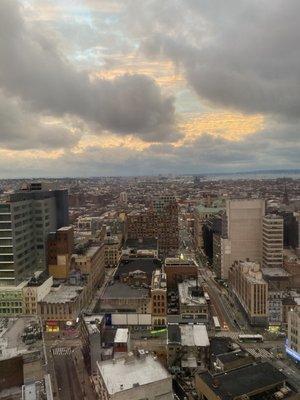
[137,0,300,119]
[0,1,180,143]
[0,91,80,150]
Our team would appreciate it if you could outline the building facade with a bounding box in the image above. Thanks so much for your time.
[104,236,121,268]
[0,187,68,286]
[47,226,74,279]
[223,199,265,279]
[262,214,284,268]
[126,195,179,258]
[164,258,198,289]
[228,261,268,326]
[178,280,208,321]
[96,354,173,400]
[73,244,105,303]
[286,306,300,362]
[151,269,167,326]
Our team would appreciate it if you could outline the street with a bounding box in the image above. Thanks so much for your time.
[52,348,83,400]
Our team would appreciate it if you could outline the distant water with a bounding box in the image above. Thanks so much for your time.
[204,170,300,181]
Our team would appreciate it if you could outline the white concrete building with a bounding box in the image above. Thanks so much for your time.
[262,214,284,268]
[96,353,173,400]
[223,199,265,278]
[178,280,208,321]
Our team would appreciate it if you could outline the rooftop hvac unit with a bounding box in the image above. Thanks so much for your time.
[274,391,284,399]
[280,387,291,395]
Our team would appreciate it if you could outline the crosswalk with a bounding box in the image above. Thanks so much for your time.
[52,347,73,356]
[245,348,273,359]
[215,331,240,340]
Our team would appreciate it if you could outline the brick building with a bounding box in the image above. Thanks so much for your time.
[47,226,74,279]
[126,195,179,258]
[164,258,198,289]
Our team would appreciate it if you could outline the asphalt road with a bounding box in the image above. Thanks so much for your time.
[197,265,236,331]
[53,350,83,400]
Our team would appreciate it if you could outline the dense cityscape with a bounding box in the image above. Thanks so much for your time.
[1,0,300,399]
[0,175,299,399]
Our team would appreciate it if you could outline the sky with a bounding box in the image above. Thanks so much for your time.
[0,0,299,177]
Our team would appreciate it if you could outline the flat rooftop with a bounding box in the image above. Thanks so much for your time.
[97,354,171,395]
[198,362,288,399]
[209,337,236,358]
[217,350,254,365]
[125,238,158,250]
[167,324,209,347]
[83,315,104,335]
[115,257,162,280]
[165,258,196,267]
[114,328,128,343]
[101,281,149,300]
[167,315,207,324]
[0,317,42,361]
[262,267,290,278]
[178,280,206,306]
[58,226,73,231]
[180,324,209,347]
[85,246,101,258]
[27,270,51,287]
[42,285,83,304]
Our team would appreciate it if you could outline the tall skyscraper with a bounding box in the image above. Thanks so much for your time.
[221,199,265,278]
[0,186,69,286]
[126,195,179,258]
[262,214,284,268]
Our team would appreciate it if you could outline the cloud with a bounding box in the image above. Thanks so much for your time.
[0,1,180,143]
[136,0,300,120]
[0,91,81,150]
[0,118,299,178]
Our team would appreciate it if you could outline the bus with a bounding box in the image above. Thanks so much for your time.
[213,316,221,331]
[150,328,167,336]
[238,334,264,343]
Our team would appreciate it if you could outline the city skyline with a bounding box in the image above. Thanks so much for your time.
[0,0,299,177]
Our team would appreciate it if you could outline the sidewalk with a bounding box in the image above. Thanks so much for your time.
[73,347,98,400]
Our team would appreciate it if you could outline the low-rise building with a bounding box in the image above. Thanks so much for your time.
[38,284,84,331]
[178,280,208,321]
[164,258,198,289]
[80,314,106,374]
[0,317,46,394]
[0,282,26,317]
[0,272,53,317]
[167,323,210,370]
[104,236,121,268]
[113,328,129,355]
[47,226,74,279]
[228,261,268,326]
[151,269,167,326]
[23,271,53,315]
[96,353,173,400]
[195,362,296,400]
[73,244,105,303]
[100,282,150,314]
[115,256,162,285]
